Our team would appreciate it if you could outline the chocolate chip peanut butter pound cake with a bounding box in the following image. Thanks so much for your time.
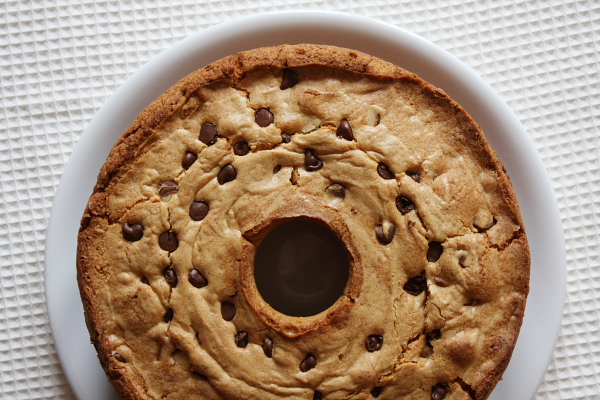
[77,44,530,400]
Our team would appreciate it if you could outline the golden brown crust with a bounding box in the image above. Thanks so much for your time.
[84,45,418,204]
[78,44,530,400]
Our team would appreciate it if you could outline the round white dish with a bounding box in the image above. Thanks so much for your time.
[45,10,565,400]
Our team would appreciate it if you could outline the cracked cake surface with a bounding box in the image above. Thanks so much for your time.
[77,44,530,400]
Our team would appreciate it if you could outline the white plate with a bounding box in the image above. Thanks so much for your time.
[45,11,565,400]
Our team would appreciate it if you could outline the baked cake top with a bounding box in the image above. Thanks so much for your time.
[77,44,530,400]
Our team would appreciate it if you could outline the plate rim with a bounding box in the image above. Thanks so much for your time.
[45,10,565,400]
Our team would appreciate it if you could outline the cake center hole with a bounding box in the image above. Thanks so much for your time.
[254,220,350,317]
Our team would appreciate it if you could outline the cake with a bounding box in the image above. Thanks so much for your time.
[77,44,530,400]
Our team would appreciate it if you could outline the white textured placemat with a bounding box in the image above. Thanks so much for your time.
[0,1,598,399]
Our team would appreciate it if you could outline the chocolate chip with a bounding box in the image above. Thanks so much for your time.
[122,222,144,242]
[281,132,292,143]
[375,224,395,245]
[305,148,323,171]
[370,386,383,398]
[263,338,273,358]
[233,141,250,156]
[189,268,208,288]
[114,353,126,363]
[377,163,394,180]
[336,118,354,141]
[313,391,323,400]
[406,171,421,182]
[163,308,174,323]
[255,108,274,127]
[273,165,282,174]
[365,335,384,352]
[199,122,218,145]
[190,201,209,221]
[235,331,248,348]
[280,68,299,90]
[182,151,198,170]
[217,164,237,184]
[159,231,179,252]
[221,301,236,321]
[325,183,345,199]
[396,195,415,215]
[300,353,316,372]
[403,271,427,296]
[164,267,178,287]
[431,384,448,400]
[427,242,444,262]
[159,181,178,197]
[141,276,149,285]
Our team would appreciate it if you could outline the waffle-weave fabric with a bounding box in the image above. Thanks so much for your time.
[0,1,598,399]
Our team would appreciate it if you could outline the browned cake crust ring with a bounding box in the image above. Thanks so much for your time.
[77,44,530,400]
